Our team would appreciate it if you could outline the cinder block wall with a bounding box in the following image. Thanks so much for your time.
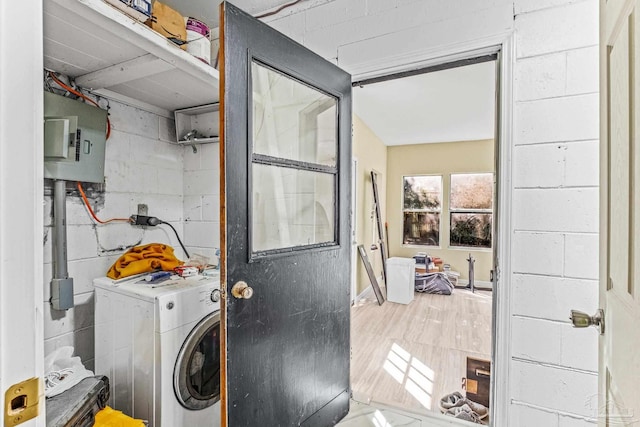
[183,143,221,262]
[263,0,599,424]
[511,1,599,425]
[43,101,187,370]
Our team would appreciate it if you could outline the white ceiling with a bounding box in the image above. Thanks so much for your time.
[160,0,293,29]
[354,61,497,146]
[157,2,496,147]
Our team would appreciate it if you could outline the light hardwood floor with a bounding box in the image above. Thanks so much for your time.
[350,288,493,418]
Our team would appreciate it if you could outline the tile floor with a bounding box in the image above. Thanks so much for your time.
[337,400,471,426]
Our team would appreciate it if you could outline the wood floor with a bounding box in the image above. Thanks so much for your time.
[350,288,493,418]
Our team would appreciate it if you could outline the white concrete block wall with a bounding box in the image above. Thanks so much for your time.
[263,0,514,69]
[512,1,599,425]
[262,0,599,424]
[43,100,185,370]
[183,142,221,262]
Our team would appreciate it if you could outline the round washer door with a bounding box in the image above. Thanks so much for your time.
[174,311,220,410]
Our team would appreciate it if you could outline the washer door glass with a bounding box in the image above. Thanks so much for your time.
[174,311,220,410]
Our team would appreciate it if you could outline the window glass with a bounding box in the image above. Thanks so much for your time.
[252,164,335,253]
[402,176,441,246]
[403,212,440,246]
[450,173,493,248]
[450,173,493,210]
[252,61,337,167]
[250,60,338,255]
[450,213,492,248]
[403,176,442,210]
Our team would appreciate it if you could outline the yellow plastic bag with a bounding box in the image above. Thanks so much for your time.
[94,406,145,427]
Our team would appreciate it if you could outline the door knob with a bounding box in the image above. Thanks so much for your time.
[570,309,605,335]
[231,281,254,299]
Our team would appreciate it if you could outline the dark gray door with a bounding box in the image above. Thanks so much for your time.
[219,2,352,426]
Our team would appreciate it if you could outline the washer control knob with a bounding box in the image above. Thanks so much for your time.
[231,281,254,299]
[166,301,174,310]
[210,289,221,303]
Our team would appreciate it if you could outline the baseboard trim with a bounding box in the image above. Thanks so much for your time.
[457,279,493,290]
[354,286,373,303]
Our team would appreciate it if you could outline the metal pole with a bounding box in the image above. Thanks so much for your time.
[53,180,68,278]
[51,179,74,310]
[467,253,475,293]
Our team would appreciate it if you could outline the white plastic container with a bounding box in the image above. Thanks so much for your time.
[386,257,416,304]
[185,17,211,64]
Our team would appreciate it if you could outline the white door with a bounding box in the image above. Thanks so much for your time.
[599,0,640,424]
[0,0,45,426]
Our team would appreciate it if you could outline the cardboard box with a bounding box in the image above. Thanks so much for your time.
[147,1,187,50]
[465,357,490,408]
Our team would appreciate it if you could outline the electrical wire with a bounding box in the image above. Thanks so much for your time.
[77,182,130,224]
[44,70,55,93]
[91,223,144,254]
[48,71,111,140]
[256,0,305,18]
[159,220,190,259]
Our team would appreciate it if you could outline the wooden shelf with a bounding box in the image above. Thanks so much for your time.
[44,0,220,114]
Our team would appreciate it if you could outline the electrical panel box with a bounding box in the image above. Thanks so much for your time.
[44,91,107,183]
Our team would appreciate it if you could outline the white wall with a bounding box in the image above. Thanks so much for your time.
[184,142,221,262]
[511,2,599,425]
[1,1,45,425]
[43,100,187,370]
[262,0,599,424]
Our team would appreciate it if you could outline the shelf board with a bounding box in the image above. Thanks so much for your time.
[177,137,220,145]
[44,0,220,112]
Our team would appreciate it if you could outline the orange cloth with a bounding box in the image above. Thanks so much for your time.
[106,243,183,279]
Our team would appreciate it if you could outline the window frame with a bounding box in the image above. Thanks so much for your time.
[448,172,494,249]
[248,58,341,259]
[401,174,443,247]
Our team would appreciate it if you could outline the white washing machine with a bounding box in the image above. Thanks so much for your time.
[94,273,221,427]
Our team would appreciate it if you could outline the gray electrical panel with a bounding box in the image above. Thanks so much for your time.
[44,91,107,183]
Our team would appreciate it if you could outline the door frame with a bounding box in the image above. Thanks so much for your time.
[0,0,46,426]
[350,32,514,427]
[351,157,358,304]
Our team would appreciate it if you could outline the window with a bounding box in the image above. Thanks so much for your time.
[250,60,338,254]
[449,173,493,248]
[402,175,442,246]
